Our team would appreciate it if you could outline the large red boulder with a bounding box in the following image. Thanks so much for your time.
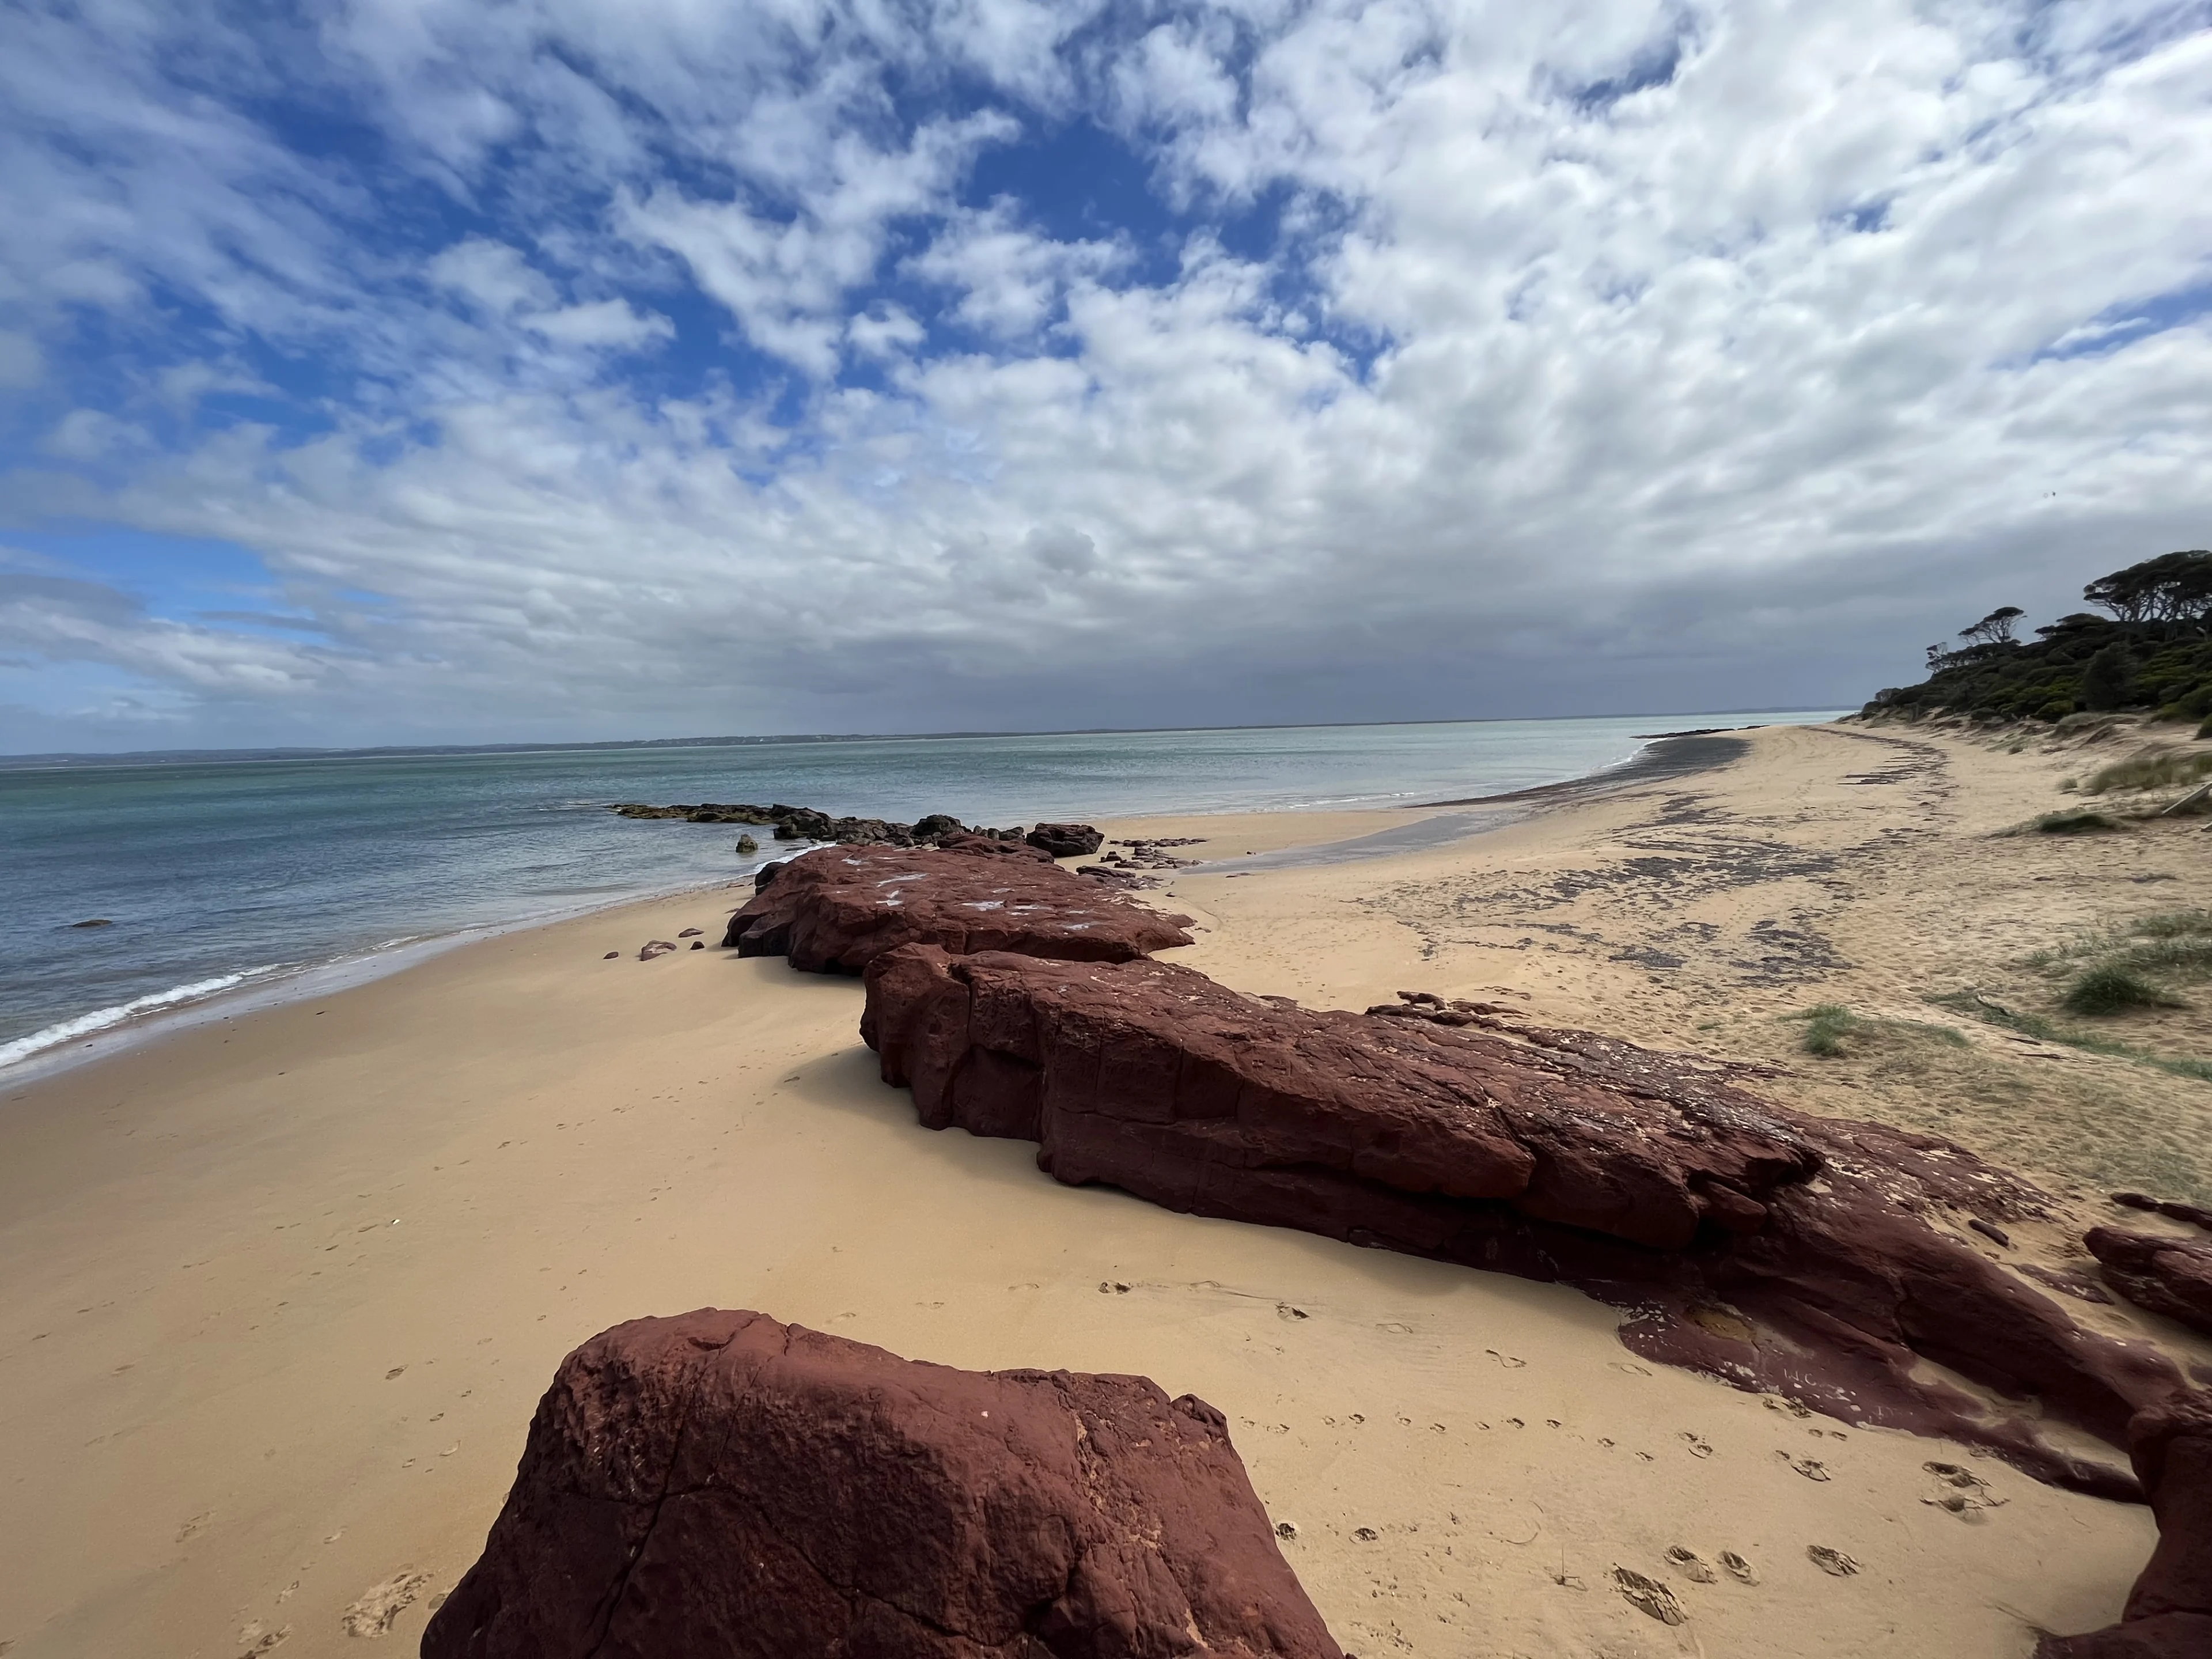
[862,946,2180,1494]
[2038,1389,2212,1657]
[423,1309,1342,1659]
[2087,1228,2212,1338]
[721,844,1194,973]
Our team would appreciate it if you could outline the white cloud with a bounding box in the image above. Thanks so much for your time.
[908,202,1124,336]
[4,0,2212,748]
[523,298,673,350]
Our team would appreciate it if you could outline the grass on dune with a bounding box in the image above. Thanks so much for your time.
[2080,749,2212,797]
[1929,990,2212,1082]
[1791,1003,1968,1059]
[2063,965,2184,1016]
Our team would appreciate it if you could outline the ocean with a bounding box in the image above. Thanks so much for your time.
[0,711,1839,1075]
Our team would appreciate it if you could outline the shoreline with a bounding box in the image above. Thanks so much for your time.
[7,719,2200,1658]
[0,730,1755,1089]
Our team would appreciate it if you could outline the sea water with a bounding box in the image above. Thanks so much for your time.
[0,711,1839,1073]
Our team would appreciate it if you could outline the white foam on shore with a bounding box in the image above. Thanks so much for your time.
[0,967,285,1070]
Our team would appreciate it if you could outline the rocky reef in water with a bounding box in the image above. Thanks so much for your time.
[608,801,1114,858]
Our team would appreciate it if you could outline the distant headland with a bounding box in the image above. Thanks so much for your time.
[1865,548,2212,726]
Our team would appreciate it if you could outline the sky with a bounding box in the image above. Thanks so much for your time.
[2,0,2210,752]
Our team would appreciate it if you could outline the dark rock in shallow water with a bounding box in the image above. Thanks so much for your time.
[613,800,1030,851]
[421,1309,1343,1659]
[1026,822,1105,858]
[910,812,967,840]
[2088,1228,2212,1338]
[2037,1389,2212,1657]
[861,946,2181,1495]
[67,918,113,929]
[722,846,1191,973]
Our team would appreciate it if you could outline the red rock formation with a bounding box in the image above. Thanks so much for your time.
[721,846,1193,974]
[862,945,2180,1494]
[2088,1228,2212,1338]
[2038,1389,2212,1657]
[421,1309,1342,1659]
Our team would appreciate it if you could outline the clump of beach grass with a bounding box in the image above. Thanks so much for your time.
[1790,1004,1967,1059]
[1930,990,2212,1081]
[1796,1004,1857,1056]
[2063,965,2184,1017]
[2081,748,2212,797]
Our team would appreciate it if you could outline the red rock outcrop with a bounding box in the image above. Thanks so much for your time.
[421,1309,1342,1659]
[721,845,1194,973]
[862,945,2181,1494]
[2037,1389,2212,1657]
[2088,1228,2212,1338]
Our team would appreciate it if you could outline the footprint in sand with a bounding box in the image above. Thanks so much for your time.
[1921,1460,2003,1518]
[176,1512,213,1543]
[1277,1303,1309,1321]
[1611,1567,1687,1625]
[1720,1551,1758,1584]
[1097,1282,1131,1295]
[341,1569,432,1638]
[1374,1320,1412,1334]
[1780,1452,1830,1480]
[236,1623,290,1656]
[1484,1349,1527,1368]
[1681,1431,1714,1459]
[1807,1546,1858,1577]
[1664,1546,1718,1584]
[1275,1521,1299,1540]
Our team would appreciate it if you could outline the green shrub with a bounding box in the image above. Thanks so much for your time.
[2037,700,2075,722]
[2082,644,2138,712]
[2198,716,2212,741]
[2064,966,2181,1016]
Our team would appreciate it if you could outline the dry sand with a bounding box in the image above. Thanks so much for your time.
[4,722,2207,1658]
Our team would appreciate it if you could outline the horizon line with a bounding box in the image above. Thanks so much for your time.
[0,704,1849,770]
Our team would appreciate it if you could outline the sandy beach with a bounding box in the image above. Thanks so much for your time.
[7,723,2212,1658]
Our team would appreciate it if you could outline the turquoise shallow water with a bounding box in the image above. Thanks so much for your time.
[0,712,1838,1071]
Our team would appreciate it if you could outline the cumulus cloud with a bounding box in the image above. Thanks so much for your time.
[1,0,2210,748]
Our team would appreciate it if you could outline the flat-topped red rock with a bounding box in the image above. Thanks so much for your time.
[421,1309,1343,1659]
[721,843,1194,973]
[862,945,2181,1495]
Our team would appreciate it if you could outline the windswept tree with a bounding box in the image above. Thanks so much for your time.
[1957,605,2024,649]
[2084,550,2212,630]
